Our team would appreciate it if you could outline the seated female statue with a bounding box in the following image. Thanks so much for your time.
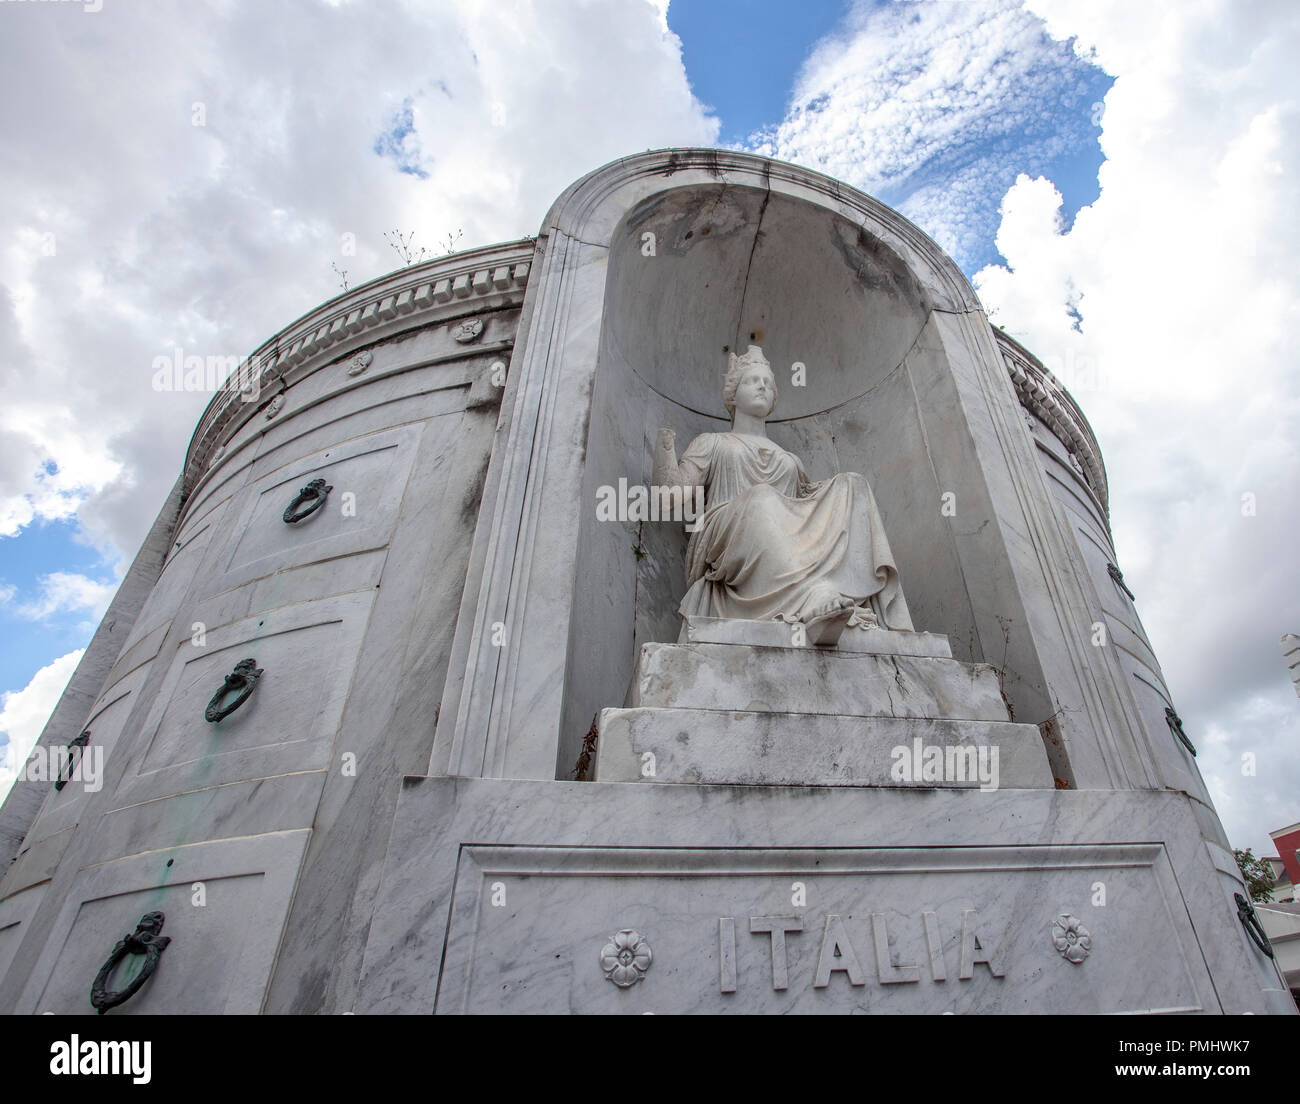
[653,344,912,646]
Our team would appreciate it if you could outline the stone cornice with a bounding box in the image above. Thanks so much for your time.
[995,329,1109,519]
[181,239,536,498]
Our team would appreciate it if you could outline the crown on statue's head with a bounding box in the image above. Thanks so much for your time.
[723,343,777,415]
[728,344,770,374]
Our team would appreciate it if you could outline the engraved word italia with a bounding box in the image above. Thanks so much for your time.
[595,478,705,532]
[716,910,1004,993]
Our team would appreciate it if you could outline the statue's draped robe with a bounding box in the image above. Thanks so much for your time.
[677,433,912,631]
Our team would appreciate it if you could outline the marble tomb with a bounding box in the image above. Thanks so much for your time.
[0,149,1290,1015]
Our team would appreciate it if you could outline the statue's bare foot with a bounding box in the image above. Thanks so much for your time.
[802,588,855,647]
[846,603,879,630]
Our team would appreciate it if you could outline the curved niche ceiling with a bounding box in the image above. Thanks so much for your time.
[603,184,934,422]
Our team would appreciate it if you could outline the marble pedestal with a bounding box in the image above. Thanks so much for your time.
[594,628,1054,789]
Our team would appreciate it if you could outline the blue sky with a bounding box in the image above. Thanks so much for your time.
[669,0,854,144]
[0,519,111,668]
[0,0,1296,860]
[672,0,1110,272]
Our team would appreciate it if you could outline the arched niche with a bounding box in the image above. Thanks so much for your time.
[437,149,1084,788]
[571,182,980,758]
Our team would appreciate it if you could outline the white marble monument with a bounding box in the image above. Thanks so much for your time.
[0,149,1290,1015]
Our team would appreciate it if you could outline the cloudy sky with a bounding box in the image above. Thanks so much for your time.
[0,0,1295,857]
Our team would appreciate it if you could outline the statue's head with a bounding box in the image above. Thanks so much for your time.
[723,345,777,418]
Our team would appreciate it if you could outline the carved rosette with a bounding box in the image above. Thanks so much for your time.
[453,317,484,344]
[1051,914,1091,964]
[264,394,285,420]
[600,929,652,988]
[347,350,373,377]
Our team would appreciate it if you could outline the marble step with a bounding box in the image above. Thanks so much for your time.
[628,641,1012,722]
[594,707,1054,789]
[679,615,953,658]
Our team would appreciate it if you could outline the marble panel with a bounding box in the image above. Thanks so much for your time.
[14,829,310,1014]
[113,592,374,804]
[104,619,169,690]
[0,883,47,989]
[1125,658,1213,805]
[248,358,477,480]
[0,828,74,899]
[22,663,153,849]
[1204,840,1297,1013]
[434,844,1189,1013]
[1044,463,1107,540]
[208,424,420,595]
[173,437,258,538]
[118,500,226,654]
[84,772,326,868]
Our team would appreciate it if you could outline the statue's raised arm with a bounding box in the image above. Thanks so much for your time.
[652,427,704,493]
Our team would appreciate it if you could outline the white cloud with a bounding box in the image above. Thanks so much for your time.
[974,0,1300,853]
[0,650,84,800]
[15,573,119,622]
[0,0,717,574]
[747,0,1105,267]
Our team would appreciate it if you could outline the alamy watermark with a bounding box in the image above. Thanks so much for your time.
[50,1036,150,1084]
[14,740,103,793]
[890,738,999,791]
[152,348,262,401]
[595,478,704,532]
